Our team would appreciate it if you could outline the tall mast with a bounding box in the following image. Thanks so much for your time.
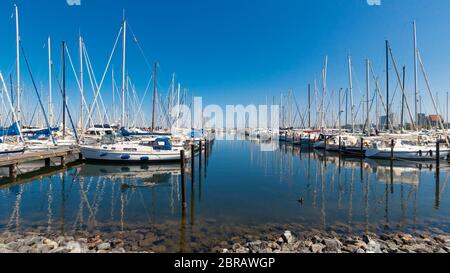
[401,66,406,133]
[322,56,328,130]
[15,5,21,123]
[151,62,158,131]
[62,41,67,139]
[112,68,115,123]
[366,59,370,135]
[79,35,84,133]
[386,40,390,131]
[121,16,127,127]
[413,20,419,129]
[308,83,311,129]
[348,55,355,133]
[176,82,181,129]
[48,36,53,126]
[171,73,175,127]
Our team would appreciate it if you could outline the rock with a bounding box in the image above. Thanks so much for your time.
[247,241,263,253]
[268,242,280,250]
[43,239,58,250]
[437,248,448,254]
[6,242,19,251]
[323,238,343,253]
[24,237,42,246]
[282,231,295,244]
[311,244,324,253]
[66,241,84,253]
[235,247,250,253]
[0,247,12,254]
[356,248,366,254]
[97,243,111,251]
[366,240,382,253]
[17,245,32,253]
[152,245,167,253]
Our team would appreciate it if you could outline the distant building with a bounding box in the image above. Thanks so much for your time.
[417,113,427,128]
[428,115,443,128]
[380,114,398,129]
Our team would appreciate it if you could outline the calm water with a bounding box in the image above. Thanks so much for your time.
[1,135,450,252]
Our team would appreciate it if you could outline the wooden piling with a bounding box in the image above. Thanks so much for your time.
[360,138,364,158]
[45,158,51,168]
[9,164,18,179]
[391,139,395,161]
[436,141,440,169]
[191,144,195,184]
[199,140,203,177]
[180,150,187,209]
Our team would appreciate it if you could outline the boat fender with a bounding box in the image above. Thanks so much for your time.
[418,150,422,157]
[429,150,433,157]
[121,155,131,160]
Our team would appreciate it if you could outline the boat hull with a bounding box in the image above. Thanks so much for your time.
[80,147,182,163]
[366,148,450,161]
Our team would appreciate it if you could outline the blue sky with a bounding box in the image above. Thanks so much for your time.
[1,0,450,126]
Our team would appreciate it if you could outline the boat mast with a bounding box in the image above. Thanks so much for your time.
[79,35,84,133]
[62,41,67,139]
[112,68,115,124]
[348,55,355,133]
[171,73,175,128]
[322,56,328,130]
[151,62,158,131]
[48,37,53,126]
[413,20,419,129]
[121,15,127,128]
[401,66,406,133]
[386,40,390,131]
[176,82,181,129]
[366,59,370,135]
[15,5,21,123]
[308,83,311,129]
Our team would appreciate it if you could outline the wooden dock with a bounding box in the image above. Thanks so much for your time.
[0,148,81,179]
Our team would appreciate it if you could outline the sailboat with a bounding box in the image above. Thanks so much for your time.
[80,137,183,162]
[79,16,186,163]
[366,137,450,161]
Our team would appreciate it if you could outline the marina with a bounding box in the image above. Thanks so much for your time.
[0,0,450,259]
[1,136,450,253]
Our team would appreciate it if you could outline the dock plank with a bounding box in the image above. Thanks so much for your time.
[0,148,80,168]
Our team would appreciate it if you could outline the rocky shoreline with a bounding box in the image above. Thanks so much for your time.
[1,230,450,253]
[0,232,147,253]
[219,230,450,254]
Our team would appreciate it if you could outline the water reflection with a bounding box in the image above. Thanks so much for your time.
[0,139,449,252]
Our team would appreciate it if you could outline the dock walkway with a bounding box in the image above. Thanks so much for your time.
[0,148,81,178]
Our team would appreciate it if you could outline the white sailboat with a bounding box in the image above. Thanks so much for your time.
[80,137,183,162]
[366,138,450,161]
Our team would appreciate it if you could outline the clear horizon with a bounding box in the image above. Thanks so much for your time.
[1,0,450,128]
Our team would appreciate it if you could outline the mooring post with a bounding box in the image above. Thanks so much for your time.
[9,164,18,179]
[338,136,342,155]
[45,158,51,168]
[191,144,195,184]
[360,138,364,158]
[180,150,187,209]
[436,141,441,170]
[199,140,203,177]
[391,139,395,161]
